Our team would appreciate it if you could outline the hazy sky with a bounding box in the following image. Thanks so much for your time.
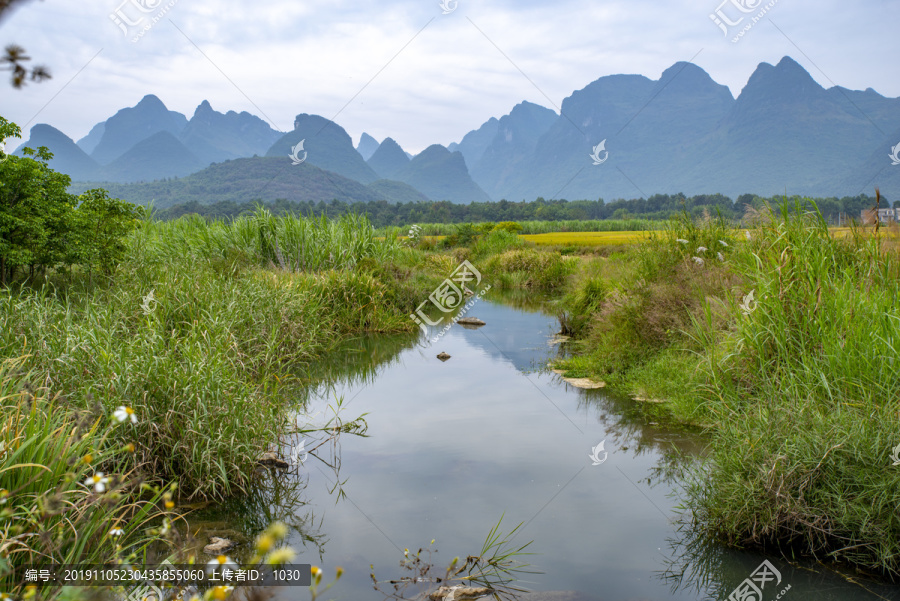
[1,0,897,154]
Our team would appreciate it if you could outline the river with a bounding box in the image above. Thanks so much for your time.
[189,296,900,601]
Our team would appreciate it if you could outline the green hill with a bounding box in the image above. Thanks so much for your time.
[69,156,428,208]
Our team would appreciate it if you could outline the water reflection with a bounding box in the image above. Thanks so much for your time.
[301,331,420,396]
[659,523,900,601]
[193,297,899,601]
[180,467,326,564]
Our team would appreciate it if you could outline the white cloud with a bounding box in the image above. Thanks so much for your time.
[0,0,896,153]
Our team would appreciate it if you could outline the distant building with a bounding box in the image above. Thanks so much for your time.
[861,208,900,224]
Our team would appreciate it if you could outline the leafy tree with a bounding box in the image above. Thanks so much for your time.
[1,43,50,87]
[74,188,145,274]
[0,116,142,283]
[0,117,75,283]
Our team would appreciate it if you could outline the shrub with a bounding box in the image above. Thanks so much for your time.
[471,229,524,258]
[493,221,524,234]
[483,249,575,289]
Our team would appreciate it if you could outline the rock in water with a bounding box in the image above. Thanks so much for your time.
[436,352,451,361]
[428,586,493,601]
[258,452,288,468]
[456,317,485,326]
[561,377,606,389]
[203,537,235,555]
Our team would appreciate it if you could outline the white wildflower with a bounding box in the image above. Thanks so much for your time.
[696,246,708,252]
[717,252,725,261]
[676,239,688,244]
[719,240,728,247]
[113,406,137,424]
[692,257,704,266]
[85,473,110,493]
[745,231,752,240]
[206,556,239,575]
[109,527,124,537]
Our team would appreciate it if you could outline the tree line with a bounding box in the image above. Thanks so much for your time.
[155,191,885,227]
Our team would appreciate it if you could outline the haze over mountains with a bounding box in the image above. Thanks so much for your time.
[15,56,900,207]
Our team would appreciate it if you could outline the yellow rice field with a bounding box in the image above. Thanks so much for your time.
[397,227,885,248]
[519,231,657,246]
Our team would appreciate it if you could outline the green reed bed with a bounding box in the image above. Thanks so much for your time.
[553,202,900,574]
[689,205,900,574]
[0,211,432,502]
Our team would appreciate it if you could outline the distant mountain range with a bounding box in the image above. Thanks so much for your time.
[14,56,900,205]
[67,157,430,209]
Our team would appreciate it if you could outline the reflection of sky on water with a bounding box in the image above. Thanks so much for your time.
[225,299,899,601]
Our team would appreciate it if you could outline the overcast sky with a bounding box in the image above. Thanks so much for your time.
[1,0,897,154]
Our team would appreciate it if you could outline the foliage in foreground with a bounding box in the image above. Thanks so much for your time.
[371,517,536,601]
[0,359,175,597]
[689,205,900,574]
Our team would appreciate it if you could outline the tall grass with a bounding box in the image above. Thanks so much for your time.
[555,211,740,379]
[139,209,402,271]
[0,358,173,597]
[553,202,900,574]
[687,202,900,574]
[0,211,431,501]
[482,248,577,290]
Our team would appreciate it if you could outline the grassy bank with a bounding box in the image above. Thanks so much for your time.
[0,211,438,504]
[552,203,900,575]
[2,209,561,598]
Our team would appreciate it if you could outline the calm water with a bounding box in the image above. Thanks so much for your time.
[195,297,900,601]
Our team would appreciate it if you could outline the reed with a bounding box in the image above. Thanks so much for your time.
[552,201,900,574]
[0,211,431,501]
